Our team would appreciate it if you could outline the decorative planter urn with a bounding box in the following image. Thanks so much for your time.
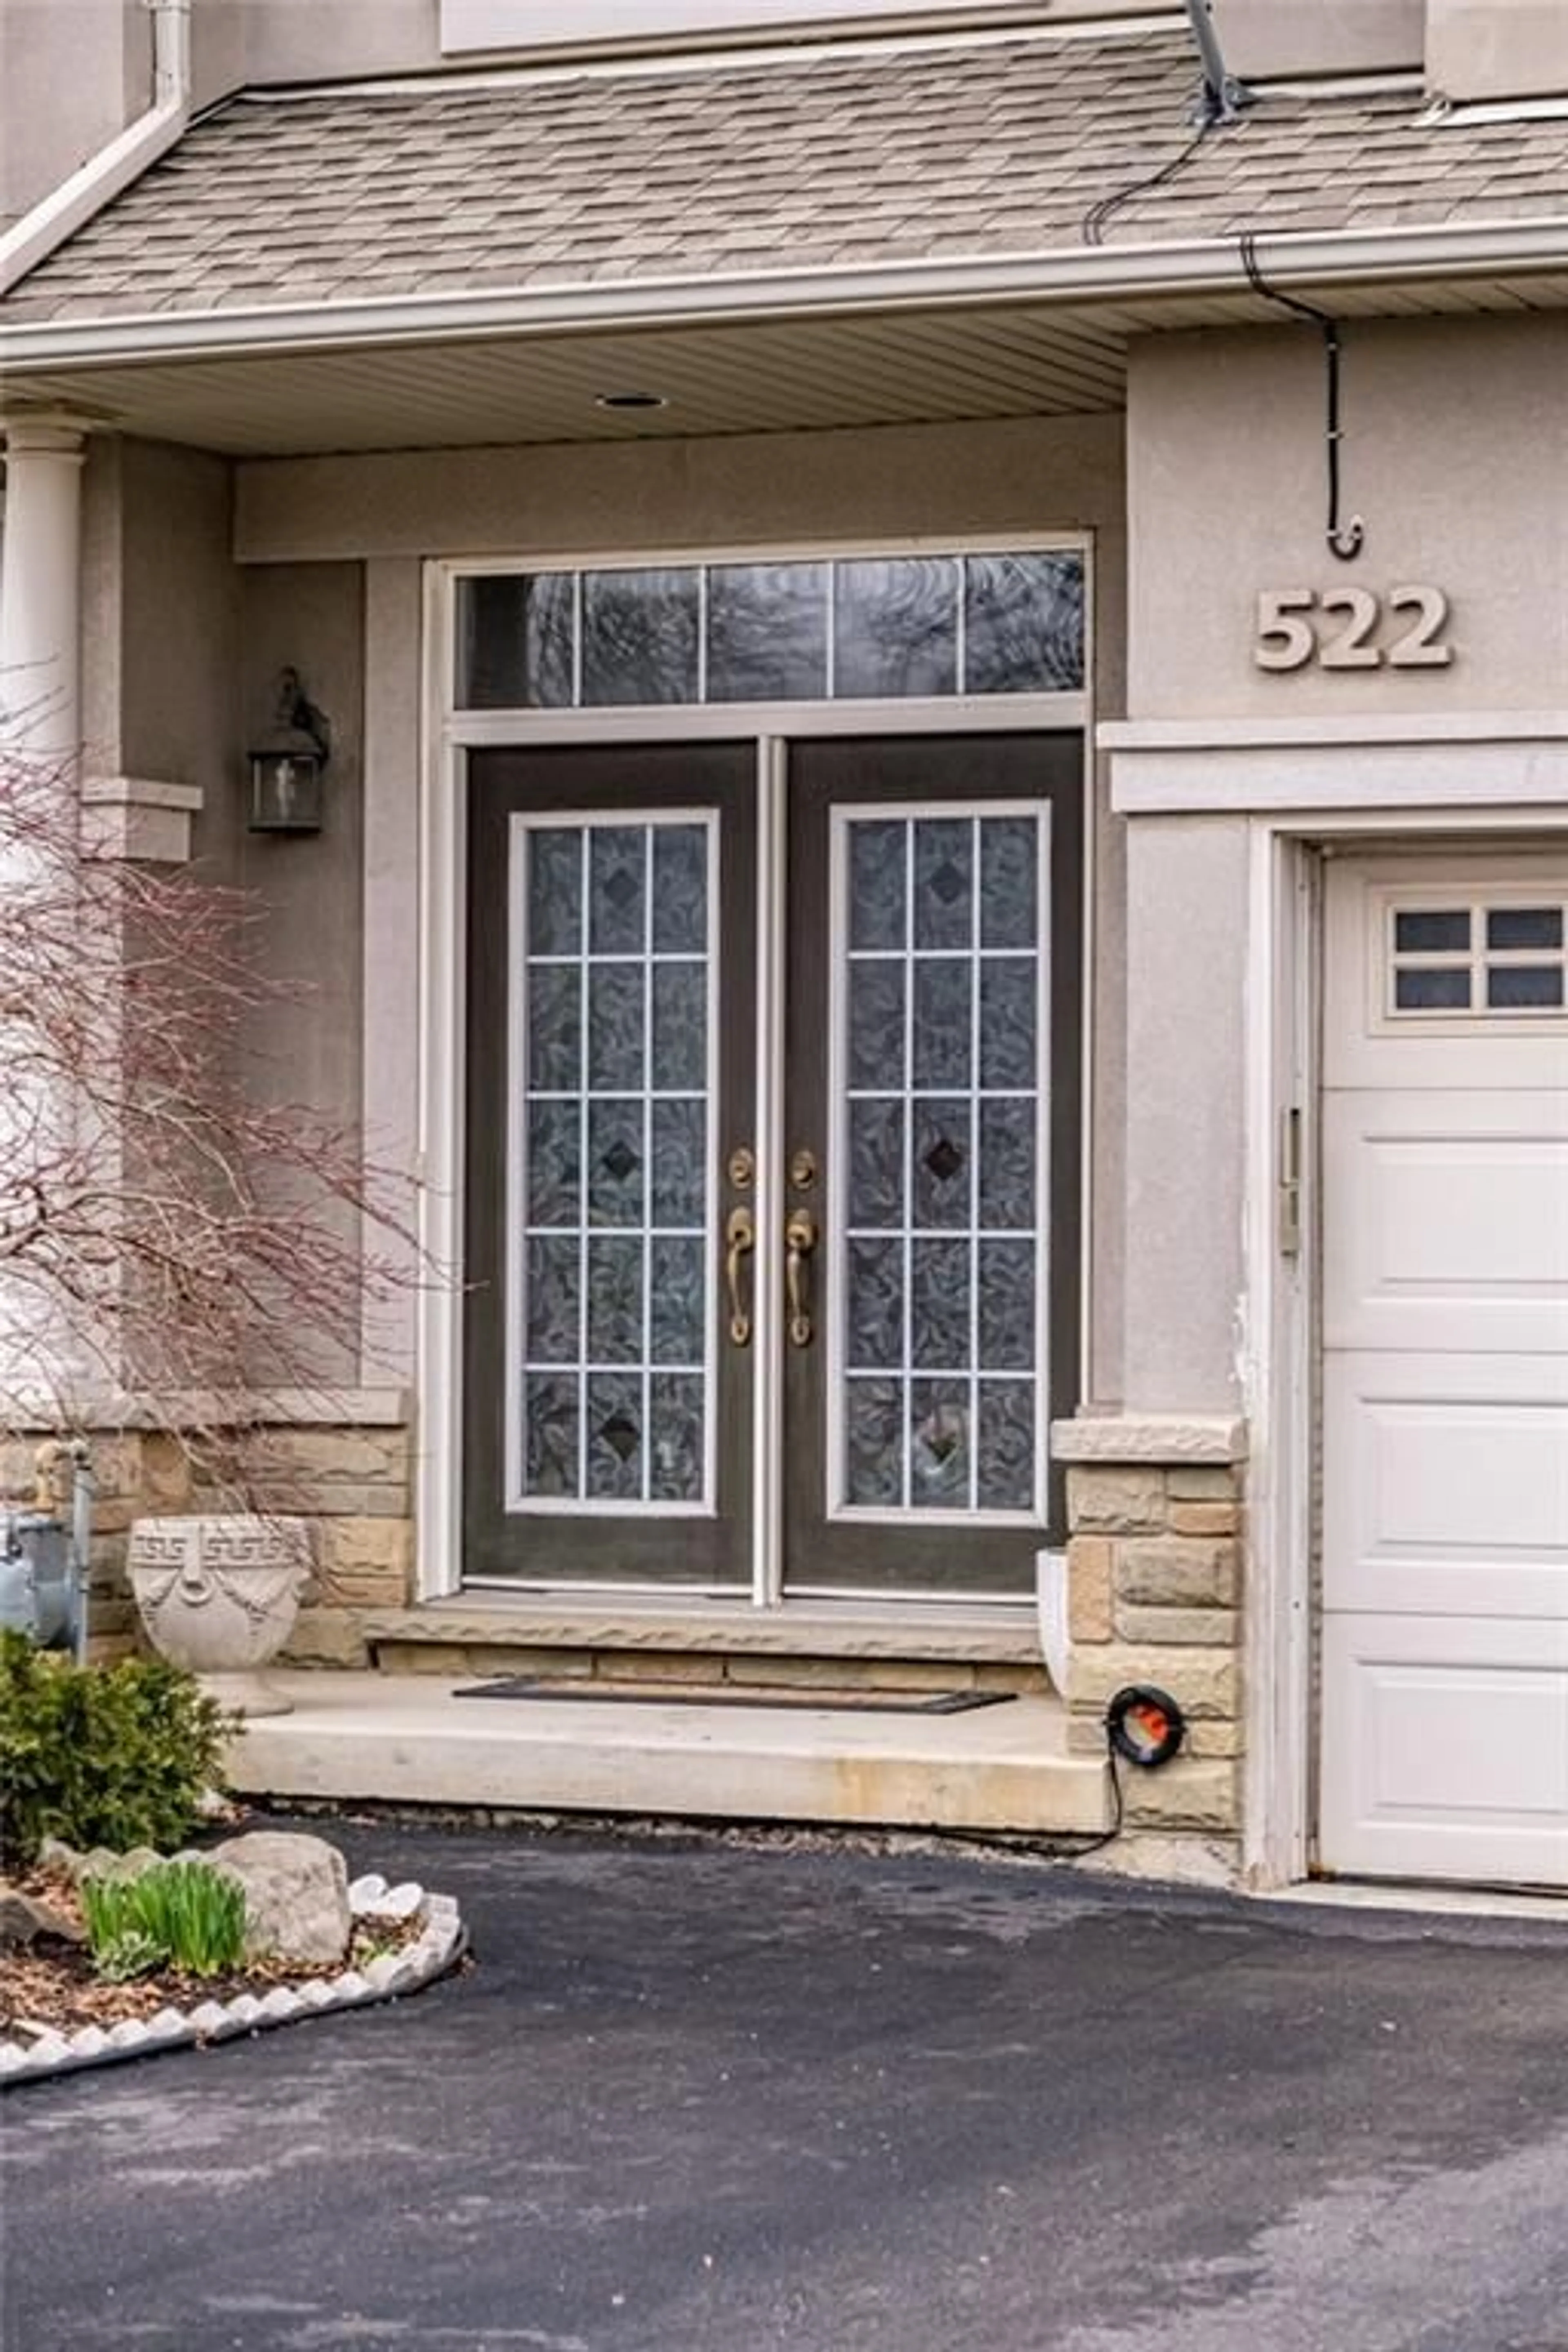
[127,1515,312,1717]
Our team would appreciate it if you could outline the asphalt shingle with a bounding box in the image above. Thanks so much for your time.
[4,27,1566,324]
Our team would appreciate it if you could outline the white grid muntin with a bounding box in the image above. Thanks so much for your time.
[503,806,722,1516]
[1376,884,1568,1031]
[825,798,1052,1528]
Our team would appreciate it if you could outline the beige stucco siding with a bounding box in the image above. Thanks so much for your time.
[82,436,242,851]
[1127,314,1568,725]
[1121,815,1250,1416]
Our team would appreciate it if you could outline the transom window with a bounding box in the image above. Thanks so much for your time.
[1387,898,1568,1018]
[456,550,1085,710]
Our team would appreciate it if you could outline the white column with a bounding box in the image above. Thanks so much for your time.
[0,416,88,759]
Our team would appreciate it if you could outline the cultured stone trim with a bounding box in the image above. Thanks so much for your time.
[1051,1419,1247,1851]
[1,1425,417,1668]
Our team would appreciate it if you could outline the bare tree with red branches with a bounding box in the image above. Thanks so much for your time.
[0,742,425,1500]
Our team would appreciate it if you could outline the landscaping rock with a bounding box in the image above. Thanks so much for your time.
[0,1891,84,1947]
[205,1830,352,1966]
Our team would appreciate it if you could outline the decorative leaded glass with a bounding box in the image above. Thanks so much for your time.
[836,809,1046,1517]
[513,817,713,1507]
[454,551,1086,709]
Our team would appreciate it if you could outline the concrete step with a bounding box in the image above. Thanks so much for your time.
[358,1600,1052,1697]
[362,1599,1044,1664]
[227,1671,1108,1838]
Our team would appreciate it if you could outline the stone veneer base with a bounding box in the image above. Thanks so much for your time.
[0,1876,466,2091]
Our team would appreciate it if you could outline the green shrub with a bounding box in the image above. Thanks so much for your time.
[0,1630,231,1871]
[82,1860,247,1980]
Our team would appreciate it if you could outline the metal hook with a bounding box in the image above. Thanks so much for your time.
[1239,233,1367,564]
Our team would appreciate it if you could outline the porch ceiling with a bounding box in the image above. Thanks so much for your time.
[8,272,1565,458]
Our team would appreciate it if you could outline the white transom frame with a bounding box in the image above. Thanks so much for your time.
[826,797,1053,1528]
[441,528,1094,735]
[414,540,1094,1606]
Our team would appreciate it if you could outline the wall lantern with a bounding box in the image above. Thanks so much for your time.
[248,667,331,834]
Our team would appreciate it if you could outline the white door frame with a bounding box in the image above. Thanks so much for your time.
[1241,797,1568,1889]
[414,546,1095,1605]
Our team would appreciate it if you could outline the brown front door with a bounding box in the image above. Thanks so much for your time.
[462,733,1081,1595]
[780,735,1082,1595]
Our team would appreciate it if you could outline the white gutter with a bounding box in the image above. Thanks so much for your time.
[0,0,192,299]
[2,212,1566,372]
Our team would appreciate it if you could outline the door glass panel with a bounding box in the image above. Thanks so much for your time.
[963,554,1086,694]
[834,559,959,699]
[512,815,714,1509]
[708,563,829,702]
[580,570,700,706]
[835,809,1046,1518]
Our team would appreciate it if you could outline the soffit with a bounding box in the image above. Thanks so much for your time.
[7,274,1565,457]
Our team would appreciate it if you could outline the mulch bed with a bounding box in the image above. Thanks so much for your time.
[1,1865,422,2042]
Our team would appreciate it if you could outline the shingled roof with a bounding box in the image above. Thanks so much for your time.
[5,26,1567,325]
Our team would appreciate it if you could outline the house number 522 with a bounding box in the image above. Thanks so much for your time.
[1254,586,1454,672]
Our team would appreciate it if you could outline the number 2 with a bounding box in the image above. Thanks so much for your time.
[1387,586,1454,668]
[1318,587,1382,669]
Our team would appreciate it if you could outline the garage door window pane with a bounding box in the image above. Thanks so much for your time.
[1487,967,1565,1010]
[1394,968,1471,1011]
[1395,909,1470,953]
[1488,908,1563,952]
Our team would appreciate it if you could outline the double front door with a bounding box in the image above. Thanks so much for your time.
[463,735,1081,1598]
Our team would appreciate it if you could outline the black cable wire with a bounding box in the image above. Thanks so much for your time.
[930,1741,1127,1867]
[1082,124,1211,247]
[1238,229,1366,559]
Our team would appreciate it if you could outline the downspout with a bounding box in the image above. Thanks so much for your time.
[1182,0,1253,127]
[0,0,193,298]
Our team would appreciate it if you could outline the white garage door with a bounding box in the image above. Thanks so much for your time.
[1319,854,1568,1889]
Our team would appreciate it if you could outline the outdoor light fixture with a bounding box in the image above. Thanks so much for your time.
[247,667,332,834]
[1105,1685,1187,1769]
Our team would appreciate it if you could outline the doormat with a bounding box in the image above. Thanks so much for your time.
[452,1678,1016,1716]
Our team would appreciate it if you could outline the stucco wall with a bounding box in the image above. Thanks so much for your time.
[1127,314,1568,726]
[1121,816,1250,1415]
[0,0,147,229]
[118,441,242,837]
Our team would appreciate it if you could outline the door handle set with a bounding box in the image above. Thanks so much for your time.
[725,1205,756,1347]
[784,1208,818,1349]
[724,1154,820,1350]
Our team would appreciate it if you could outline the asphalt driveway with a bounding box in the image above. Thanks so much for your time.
[3,1815,1565,2352]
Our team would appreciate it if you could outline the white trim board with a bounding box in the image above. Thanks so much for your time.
[1111,737,1568,815]
[1100,712,1568,751]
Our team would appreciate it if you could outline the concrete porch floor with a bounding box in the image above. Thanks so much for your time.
[225,1671,1110,1837]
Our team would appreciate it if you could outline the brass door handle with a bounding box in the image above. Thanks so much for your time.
[785,1208,819,1348]
[725,1205,755,1347]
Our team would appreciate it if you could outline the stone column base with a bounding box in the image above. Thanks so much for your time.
[1051,1416,1247,1867]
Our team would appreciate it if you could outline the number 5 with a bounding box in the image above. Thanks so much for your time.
[1254,590,1315,672]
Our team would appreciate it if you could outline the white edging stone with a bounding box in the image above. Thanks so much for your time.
[0,1881,466,2089]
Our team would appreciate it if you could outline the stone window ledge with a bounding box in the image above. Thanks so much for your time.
[1050,1415,1247,1466]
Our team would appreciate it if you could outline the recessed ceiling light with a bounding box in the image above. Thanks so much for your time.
[595,390,669,412]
